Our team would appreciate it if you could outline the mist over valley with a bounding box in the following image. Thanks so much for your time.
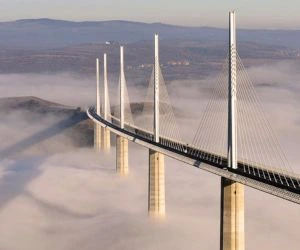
[0,17,299,250]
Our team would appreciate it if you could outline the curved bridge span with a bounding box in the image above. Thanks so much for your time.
[87,11,300,250]
[87,107,300,204]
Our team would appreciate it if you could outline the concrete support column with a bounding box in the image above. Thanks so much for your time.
[148,34,165,218]
[148,149,165,217]
[102,53,111,152]
[101,127,111,152]
[220,177,245,250]
[116,135,128,176]
[94,124,102,150]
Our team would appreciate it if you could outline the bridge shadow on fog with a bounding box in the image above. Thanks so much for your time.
[0,112,88,212]
[0,112,88,159]
[0,156,45,211]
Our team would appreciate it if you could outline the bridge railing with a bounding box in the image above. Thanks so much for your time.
[88,106,300,195]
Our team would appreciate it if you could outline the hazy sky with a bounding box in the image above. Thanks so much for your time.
[1,0,300,29]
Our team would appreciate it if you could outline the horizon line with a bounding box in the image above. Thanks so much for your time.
[0,18,300,31]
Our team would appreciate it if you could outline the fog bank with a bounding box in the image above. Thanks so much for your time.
[0,61,300,249]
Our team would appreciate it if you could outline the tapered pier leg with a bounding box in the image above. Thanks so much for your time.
[94,124,101,150]
[220,177,244,250]
[148,149,165,217]
[116,135,128,176]
[101,127,111,152]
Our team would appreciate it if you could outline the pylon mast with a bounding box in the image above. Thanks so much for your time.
[228,11,237,169]
[103,53,108,120]
[154,34,160,143]
[120,46,125,129]
[96,58,100,116]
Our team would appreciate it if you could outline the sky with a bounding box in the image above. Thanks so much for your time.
[0,0,300,29]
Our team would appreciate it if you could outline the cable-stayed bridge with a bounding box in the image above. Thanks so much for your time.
[87,11,300,250]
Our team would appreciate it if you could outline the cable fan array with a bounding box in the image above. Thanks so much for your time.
[96,47,299,189]
[113,72,135,132]
[135,66,183,150]
[100,74,112,123]
[191,53,299,188]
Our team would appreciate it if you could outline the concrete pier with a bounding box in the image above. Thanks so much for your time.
[220,177,245,250]
[94,123,102,150]
[148,149,165,217]
[116,135,128,176]
[101,127,111,152]
[116,47,128,175]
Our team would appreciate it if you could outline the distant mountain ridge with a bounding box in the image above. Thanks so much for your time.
[1,19,300,49]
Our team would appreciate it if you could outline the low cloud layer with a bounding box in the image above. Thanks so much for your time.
[0,61,299,250]
[0,73,95,108]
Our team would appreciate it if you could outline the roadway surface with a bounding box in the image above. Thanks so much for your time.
[87,107,300,204]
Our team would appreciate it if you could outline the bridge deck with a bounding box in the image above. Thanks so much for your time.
[87,107,300,204]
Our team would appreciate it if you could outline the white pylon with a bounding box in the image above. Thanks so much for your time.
[96,58,101,116]
[116,46,128,175]
[154,34,160,143]
[120,46,125,129]
[228,11,237,169]
[103,53,108,120]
